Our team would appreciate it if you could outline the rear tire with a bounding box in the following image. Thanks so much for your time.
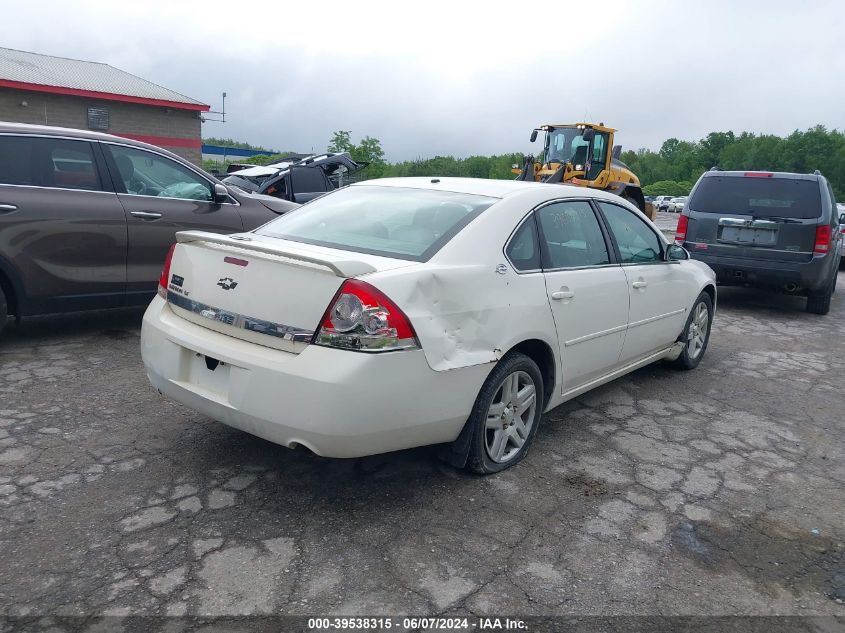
[465,352,544,475]
[806,272,835,315]
[0,285,7,337]
[672,292,713,370]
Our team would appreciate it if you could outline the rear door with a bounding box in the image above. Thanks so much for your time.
[534,200,630,392]
[102,143,246,304]
[596,201,688,363]
[0,134,127,314]
[289,166,330,203]
[683,174,821,264]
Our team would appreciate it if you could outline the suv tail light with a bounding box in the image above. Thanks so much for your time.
[675,214,689,243]
[814,225,832,255]
[157,244,176,299]
[314,279,419,352]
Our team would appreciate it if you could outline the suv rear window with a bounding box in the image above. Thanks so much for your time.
[689,176,822,219]
[258,185,495,261]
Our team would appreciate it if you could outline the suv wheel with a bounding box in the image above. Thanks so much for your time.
[807,271,835,315]
[0,285,7,337]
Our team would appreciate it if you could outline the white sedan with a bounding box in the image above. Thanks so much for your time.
[141,178,716,474]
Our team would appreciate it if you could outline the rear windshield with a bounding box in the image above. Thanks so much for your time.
[257,185,496,261]
[689,176,822,219]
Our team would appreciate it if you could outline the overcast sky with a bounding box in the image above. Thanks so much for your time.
[3,0,844,160]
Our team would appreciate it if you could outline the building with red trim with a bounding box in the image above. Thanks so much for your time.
[0,47,209,164]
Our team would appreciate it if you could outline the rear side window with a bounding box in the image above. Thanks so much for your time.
[536,200,610,268]
[259,186,495,261]
[506,217,541,271]
[689,176,822,219]
[0,136,101,191]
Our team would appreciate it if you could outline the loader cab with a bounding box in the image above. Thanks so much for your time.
[540,124,612,183]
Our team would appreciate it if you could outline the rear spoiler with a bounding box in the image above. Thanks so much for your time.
[175,231,377,278]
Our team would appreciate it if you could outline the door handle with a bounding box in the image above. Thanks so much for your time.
[632,280,648,289]
[0,203,18,213]
[130,211,163,220]
[551,289,575,300]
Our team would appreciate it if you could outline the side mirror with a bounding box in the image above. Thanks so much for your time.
[582,128,595,142]
[839,213,845,224]
[529,130,538,143]
[666,243,689,261]
[611,145,622,159]
[213,183,229,204]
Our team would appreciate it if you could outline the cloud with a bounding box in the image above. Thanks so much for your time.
[3,0,844,160]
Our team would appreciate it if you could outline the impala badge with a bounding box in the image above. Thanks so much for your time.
[217,277,238,290]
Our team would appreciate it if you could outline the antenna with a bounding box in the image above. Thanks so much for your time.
[202,92,227,123]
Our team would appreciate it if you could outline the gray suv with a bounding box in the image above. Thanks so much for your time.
[0,122,299,335]
[676,169,842,314]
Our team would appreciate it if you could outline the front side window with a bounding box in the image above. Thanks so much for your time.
[536,200,610,269]
[258,185,495,261]
[106,145,212,201]
[545,127,590,166]
[0,136,101,191]
[598,201,662,263]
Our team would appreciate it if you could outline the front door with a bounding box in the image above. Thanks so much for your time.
[596,201,688,363]
[101,143,245,303]
[536,200,629,392]
[0,134,127,314]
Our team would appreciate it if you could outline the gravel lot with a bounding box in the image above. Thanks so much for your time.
[0,266,843,624]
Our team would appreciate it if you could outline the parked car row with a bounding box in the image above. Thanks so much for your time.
[1,120,841,475]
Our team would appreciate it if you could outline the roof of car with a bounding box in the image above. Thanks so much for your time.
[703,170,821,182]
[0,121,187,159]
[353,177,616,200]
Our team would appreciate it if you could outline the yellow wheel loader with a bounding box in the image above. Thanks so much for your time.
[513,123,654,220]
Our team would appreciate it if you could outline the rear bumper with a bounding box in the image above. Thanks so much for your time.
[140,297,492,458]
[684,249,832,293]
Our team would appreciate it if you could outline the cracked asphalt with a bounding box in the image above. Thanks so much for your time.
[0,270,844,623]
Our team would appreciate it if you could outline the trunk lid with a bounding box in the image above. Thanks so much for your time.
[164,231,415,352]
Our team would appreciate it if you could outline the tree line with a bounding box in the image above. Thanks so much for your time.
[205,126,845,198]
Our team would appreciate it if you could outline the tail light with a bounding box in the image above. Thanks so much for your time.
[314,279,419,352]
[813,225,831,255]
[744,172,773,178]
[675,214,689,244]
[157,244,176,299]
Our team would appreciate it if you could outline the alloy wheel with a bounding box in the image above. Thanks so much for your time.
[484,370,537,463]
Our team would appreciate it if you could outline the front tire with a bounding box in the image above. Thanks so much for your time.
[465,352,544,474]
[672,292,713,370]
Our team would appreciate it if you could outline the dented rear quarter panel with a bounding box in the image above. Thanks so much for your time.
[365,187,563,380]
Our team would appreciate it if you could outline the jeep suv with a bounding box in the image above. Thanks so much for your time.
[676,170,842,314]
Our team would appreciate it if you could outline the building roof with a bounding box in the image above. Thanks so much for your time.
[0,47,209,111]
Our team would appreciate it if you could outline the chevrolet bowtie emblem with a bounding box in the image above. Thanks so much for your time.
[217,277,238,290]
